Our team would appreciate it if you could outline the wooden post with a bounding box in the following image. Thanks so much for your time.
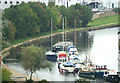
[51,18,52,51]
[65,17,67,51]
[74,19,76,48]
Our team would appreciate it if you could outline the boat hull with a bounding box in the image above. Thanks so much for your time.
[46,55,57,62]
[95,72,104,78]
[104,75,120,82]
[78,71,95,79]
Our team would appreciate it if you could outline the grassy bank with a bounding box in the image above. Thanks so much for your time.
[7,14,119,47]
[88,14,119,26]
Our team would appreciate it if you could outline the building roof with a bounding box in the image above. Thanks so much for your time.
[53,41,73,47]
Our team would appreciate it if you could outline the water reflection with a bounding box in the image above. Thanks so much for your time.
[89,28,118,72]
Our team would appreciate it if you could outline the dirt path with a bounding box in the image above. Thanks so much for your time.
[3,64,40,81]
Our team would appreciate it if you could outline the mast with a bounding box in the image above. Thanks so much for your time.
[51,18,52,51]
[63,18,64,51]
[65,17,67,51]
[74,19,76,48]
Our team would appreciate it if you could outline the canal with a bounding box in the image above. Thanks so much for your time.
[5,27,119,81]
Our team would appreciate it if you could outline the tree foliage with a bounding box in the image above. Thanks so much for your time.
[2,18,16,42]
[21,45,52,80]
[3,2,93,43]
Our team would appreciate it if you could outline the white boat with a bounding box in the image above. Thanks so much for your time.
[68,47,78,56]
[59,62,75,73]
[67,45,79,61]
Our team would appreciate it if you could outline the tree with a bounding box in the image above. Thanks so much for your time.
[74,4,93,27]
[113,8,120,14]
[21,45,52,80]
[48,2,55,8]
[4,3,40,39]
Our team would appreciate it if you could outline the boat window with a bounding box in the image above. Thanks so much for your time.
[22,1,24,3]
[58,0,60,3]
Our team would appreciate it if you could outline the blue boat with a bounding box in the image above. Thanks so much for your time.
[72,57,80,73]
[45,51,57,62]
[104,70,120,82]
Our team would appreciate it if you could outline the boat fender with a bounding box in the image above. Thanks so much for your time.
[74,69,77,72]
[61,69,63,72]
[59,68,60,72]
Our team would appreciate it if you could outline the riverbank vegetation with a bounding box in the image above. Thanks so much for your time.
[2,68,13,81]
[2,2,93,49]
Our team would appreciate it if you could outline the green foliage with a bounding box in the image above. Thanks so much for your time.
[73,4,93,27]
[21,45,52,80]
[2,68,13,81]
[59,4,93,27]
[88,15,118,26]
[26,79,33,83]
[113,8,120,14]
[4,3,39,39]
[48,2,55,8]
[39,79,49,83]
[8,46,22,61]
[2,18,16,43]
[75,78,90,83]
[3,2,93,45]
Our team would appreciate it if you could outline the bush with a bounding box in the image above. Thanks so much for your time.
[75,79,90,83]
[113,8,120,14]
[39,79,49,83]
[26,79,33,83]
[2,68,13,81]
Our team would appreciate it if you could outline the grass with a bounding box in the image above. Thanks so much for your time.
[88,14,119,27]
[10,14,119,46]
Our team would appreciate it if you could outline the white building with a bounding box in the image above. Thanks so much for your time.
[0,0,85,10]
[55,0,81,8]
[0,0,119,10]
[0,0,49,10]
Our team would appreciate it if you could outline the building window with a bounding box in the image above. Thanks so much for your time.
[10,1,12,4]
[16,1,19,4]
[5,1,7,4]
[69,0,71,2]
[0,1,1,4]
[58,0,60,3]
[22,1,24,3]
